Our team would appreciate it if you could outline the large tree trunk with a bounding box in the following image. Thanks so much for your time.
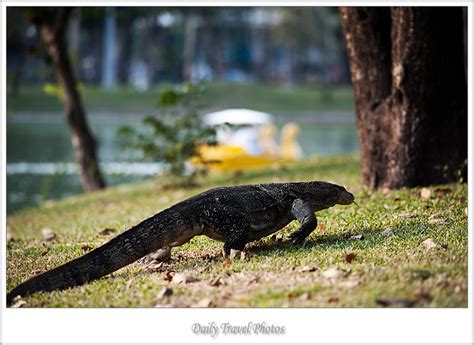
[34,8,106,191]
[339,7,467,189]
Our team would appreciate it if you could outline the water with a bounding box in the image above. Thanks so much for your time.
[7,113,359,214]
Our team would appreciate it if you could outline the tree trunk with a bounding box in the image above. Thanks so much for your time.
[8,8,27,97]
[101,7,118,89]
[182,13,199,81]
[117,15,132,84]
[339,7,467,189]
[34,8,106,191]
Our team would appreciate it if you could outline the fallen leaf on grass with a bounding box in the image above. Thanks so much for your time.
[222,260,232,268]
[322,267,345,280]
[297,265,318,273]
[411,270,431,280]
[398,212,415,219]
[7,229,13,243]
[192,298,214,308]
[420,188,431,199]
[154,303,173,308]
[156,287,173,299]
[172,273,200,284]
[413,290,432,302]
[338,279,360,288]
[376,298,417,308]
[344,252,357,263]
[428,218,447,225]
[10,297,26,308]
[464,207,468,216]
[298,292,311,301]
[349,234,364,241]
[147,261,164,270]
[209,276,224,287]
[435,187,452,197]
[382,227,394,235]
[422,238,437,250]
[41,228,55,242]
[163,271,174,282]
[99,228,116,236]
[377,290,432,308]
[81,245,93,252]
[245,276,259,286]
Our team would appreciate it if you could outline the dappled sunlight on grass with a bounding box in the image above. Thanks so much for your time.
[6,156,467,307]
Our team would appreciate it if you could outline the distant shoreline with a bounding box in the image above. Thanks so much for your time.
[6,110,356,125]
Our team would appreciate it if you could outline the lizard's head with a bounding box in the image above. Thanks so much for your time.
[333,184,355,205]
[301,181,355,207]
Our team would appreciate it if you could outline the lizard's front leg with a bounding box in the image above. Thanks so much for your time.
[288,198,318,244]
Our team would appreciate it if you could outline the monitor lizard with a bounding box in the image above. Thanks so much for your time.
[6,181,354,305]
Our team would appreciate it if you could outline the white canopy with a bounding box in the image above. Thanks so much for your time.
[203,108,274,126]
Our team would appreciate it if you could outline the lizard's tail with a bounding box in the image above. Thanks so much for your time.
[7,214,171,306]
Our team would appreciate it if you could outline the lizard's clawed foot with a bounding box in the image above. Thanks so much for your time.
[140,246,172,265]
[222,248,243,259]
[229,249,242,260]
[222,248,229,259]
[288,231,309,244]
[222,248,249,261]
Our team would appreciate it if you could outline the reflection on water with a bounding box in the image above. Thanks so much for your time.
[7,114,359,213]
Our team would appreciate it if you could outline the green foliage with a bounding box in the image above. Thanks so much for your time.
[118,83,218,180]
[43,82,84,103]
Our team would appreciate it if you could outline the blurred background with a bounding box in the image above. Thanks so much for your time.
[6,7,358,214]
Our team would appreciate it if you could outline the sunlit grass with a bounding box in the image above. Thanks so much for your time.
[6,156,468,307]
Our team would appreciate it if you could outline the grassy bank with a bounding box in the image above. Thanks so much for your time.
[7,82,354,114]
[6,156,468,307]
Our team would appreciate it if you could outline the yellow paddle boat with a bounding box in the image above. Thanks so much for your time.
[191,109,303,171]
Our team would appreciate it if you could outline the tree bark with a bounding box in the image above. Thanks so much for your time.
[33,8,106,191]
[339,7,467,189]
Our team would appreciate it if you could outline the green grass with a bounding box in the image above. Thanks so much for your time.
[6,156,468,307]
[7,82,354,115]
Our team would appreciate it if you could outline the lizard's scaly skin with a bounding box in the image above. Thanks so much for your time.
[7,181,354,305]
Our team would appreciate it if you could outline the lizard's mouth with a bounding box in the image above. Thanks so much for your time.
[338,191,355,205]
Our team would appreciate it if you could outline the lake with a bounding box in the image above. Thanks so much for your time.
[7,113,359,214]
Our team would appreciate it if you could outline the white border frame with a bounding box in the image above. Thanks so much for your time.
[1,1,472,344]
